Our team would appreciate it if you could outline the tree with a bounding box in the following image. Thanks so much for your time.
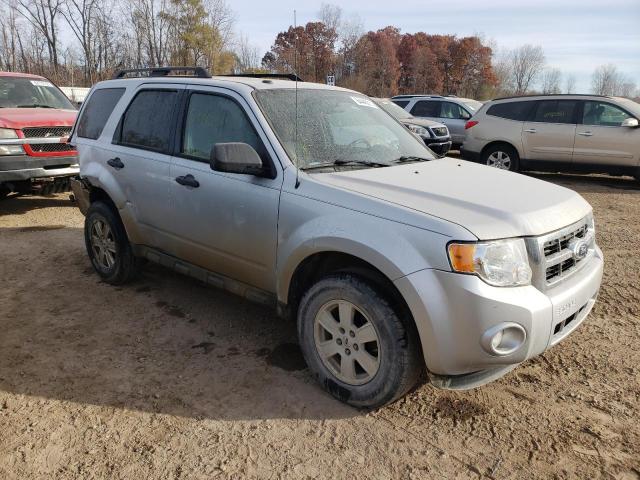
[509,44,545,95]
[565,74,576,94]
[541,68,562,94]
[592,64,620,95]
[352,28,400,97]
[15,0,64,75]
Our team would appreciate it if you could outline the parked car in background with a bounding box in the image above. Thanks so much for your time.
[391,95,483,148]
[71,68,603,408]
[0,72,78,198]
[59,86,91,107]
[372,98,451,157]
[461,94,640,181]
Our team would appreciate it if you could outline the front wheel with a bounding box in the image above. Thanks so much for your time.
[297,274,422,408]
[482,144,520,172]
[84,201,141,285]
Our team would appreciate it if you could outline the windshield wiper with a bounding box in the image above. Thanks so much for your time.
[393,155,431,164]
[302,159,393,171]
[17,104,54,108]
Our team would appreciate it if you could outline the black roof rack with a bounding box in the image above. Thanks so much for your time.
[218,73,303,82]
[391,94,444,99]
[112,66,211,79]
[492,93,611,101]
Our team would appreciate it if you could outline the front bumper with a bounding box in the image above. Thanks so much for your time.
[395,245,603,386]
[0,154,79,182]
[425,138,452,157]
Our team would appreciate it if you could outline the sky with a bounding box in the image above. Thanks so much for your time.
[230,0,640,93]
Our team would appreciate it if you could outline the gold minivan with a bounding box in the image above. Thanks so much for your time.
[461,94,640,181]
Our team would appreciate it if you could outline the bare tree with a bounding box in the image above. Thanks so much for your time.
[61,0,103,83]
[318,3,342,32]
[592,64,621,95]
[564,74,576,94]
[234,33,260,72]
[509,44,545,95]
[15,0,64,74]
[541,67,562,94]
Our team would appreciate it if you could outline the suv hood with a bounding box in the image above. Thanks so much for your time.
[400,117,446,129]
[0,108,77,129]
[317,158,591,239]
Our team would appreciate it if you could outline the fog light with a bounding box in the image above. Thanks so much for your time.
[481,323,527,356]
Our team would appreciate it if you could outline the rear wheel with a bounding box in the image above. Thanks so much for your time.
[297,274,422,408]
[85,201,140,284]
[482,144,520,172]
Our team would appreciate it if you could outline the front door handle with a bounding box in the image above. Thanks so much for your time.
[107,157,124,169]
[175,174,200,188]
[577,131,593,137]
[524,128,537,133]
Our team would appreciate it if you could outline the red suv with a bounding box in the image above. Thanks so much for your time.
[0,72,78,198]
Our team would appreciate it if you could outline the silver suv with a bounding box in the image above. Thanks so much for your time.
[70,68,603,407]
[461,94,640,180]
[391,95,483,148]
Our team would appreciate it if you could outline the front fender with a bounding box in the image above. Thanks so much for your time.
[276,208,451,304]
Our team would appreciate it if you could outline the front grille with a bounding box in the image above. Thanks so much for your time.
[22,126,72,138]
[431,127,448,137]
[29,143,75,153]
[526,217,595,291]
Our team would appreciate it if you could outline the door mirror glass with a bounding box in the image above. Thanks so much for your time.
[621,117,639,128]
[210,142,264,175]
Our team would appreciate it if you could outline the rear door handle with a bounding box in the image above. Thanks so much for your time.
[175,174,200,188]
[577,131,593,137]
[524,128,537,133]
[107,157,124,169]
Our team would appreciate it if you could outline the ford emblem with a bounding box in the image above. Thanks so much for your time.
[570,240,589,260]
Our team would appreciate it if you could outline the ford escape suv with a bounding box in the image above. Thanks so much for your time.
[70,67,603,408]
[0,72,78,198]
[461,94,640,180]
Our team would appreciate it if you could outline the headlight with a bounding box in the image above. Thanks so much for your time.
[0,128,18,139]
[407,124,429,136]
[0,145,24,155]
[447,238,532,287]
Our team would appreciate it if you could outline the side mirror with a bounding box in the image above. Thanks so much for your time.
[210,142,264,175]
[621,118,639,128]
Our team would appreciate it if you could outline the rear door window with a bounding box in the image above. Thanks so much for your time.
[486,101,534,121]
[76,88,125,139]
[117,89,178,152]
[532,100,577,124]
[410,100,440,117]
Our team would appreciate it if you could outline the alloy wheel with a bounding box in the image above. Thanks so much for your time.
[487,151,512,170]
[90,218,117,269]
[313,300,381,385]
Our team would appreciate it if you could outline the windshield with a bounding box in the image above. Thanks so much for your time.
[373,98,413,120]
[254,89,435,170]
[463,100,483,112]
[0,77,75,109]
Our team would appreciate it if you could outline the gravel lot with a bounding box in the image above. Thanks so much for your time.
[1,173,639,479]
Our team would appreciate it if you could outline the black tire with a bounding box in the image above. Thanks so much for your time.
[297,274,422,408]
[84,201,141,285]
[0,185,9,200]
[481,143,520,172]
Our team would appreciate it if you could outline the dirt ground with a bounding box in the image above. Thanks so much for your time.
[0,173,639,479]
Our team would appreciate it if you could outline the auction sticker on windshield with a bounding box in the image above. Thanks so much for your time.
[30,80,53,87]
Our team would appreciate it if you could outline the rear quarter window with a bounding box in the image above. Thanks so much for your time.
[486,101,534,121]
[76,88,125,139]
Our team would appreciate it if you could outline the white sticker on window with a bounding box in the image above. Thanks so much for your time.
[30,80,53,88]
[351,96,378,109]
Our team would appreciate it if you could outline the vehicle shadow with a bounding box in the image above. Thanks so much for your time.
[526,172,639,194]
[0,226,358,421]
[0,194,76,216]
